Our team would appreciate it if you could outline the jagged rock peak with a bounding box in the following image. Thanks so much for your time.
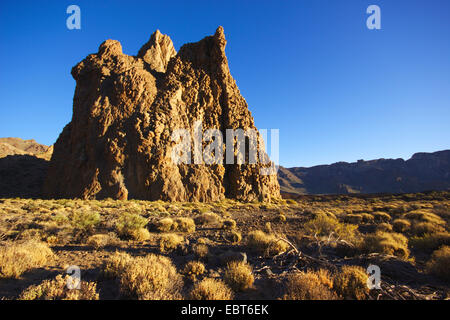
[44,27,280,202]
[137,29,177,73]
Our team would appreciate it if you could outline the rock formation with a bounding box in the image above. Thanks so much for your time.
[43,27,280,202]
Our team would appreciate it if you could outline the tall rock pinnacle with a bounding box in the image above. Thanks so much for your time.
[44,27,280,202]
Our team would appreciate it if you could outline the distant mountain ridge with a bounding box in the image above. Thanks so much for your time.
[279,150,450,195]
[0,137,52,160]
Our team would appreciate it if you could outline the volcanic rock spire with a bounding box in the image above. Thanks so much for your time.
[44,27,280,202]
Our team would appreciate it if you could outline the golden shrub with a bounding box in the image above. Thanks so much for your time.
[120,254,183,300]
[154,217,176,232]
[410,232,450,252]
[183,260,206,281]
[0,240,53,278]
[426,246,450,281]
[371,211,391,222]
[102,251,133,278]
[189,278,234,300]
[392,219,411,233]
[223,261,254,292]
[159,233,184,253]
[376,223,393,233]
[225,230,242,244]
[246,230,289,257]
[192,243,209,259]
[19,274,99,300]
[360,232,410,259]
[194,212,221,226]
[411,222,445,236]
[282,271,338,300]
[333,265,368,300]
[174,217,196,233]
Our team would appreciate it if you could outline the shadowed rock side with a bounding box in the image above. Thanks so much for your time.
[279,150,450,195]
[43,27,280,202]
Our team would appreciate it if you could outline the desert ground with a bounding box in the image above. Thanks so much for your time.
[0,191,449,300]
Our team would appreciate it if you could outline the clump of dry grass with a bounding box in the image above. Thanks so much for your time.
[174,217,196,233]
[371,211,391,222]
[192,243,209,260]
[19,274,99,300]
[102,251,133,278]
[120,254,183,300]
[223,261,254,292]
[404,210,445,225]
[333,265,368,300]
[410,232,450,252]
[69,210,101,235]
[376,223,393,233]
[282,270,338,300]
[189,278,234,300]
[115,213,149,240]
[426,246,450,281]
[159,233,184,253]
[183,261,206,281]
[360,232,410,259]
[392,219,411,233]
[411,222,445,236]
[225,230,242,244]
[0,240,53,278]
[246,230,289,256]
[222,218,237,230]
[304,214,359,244]
[154,217,176,232]
[194,212,221,226]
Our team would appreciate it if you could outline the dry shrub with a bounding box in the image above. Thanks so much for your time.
[246,230,289,256]
[115,213,148,240]
[154,217,175,232]
[360,232,410,259]
[103,251,133,278]
[371,211,391,222]
[194,212,221,226]
[120,254,183,300]
[19,274,99,300]
[222,219,237,230]
[404,210,445,225]
[224,261,254,292]
[225,230,242,244]
[0,240,53,278]
[304,214,359,244]
[410,232,450,252]
[344,214,363,224]
[392,219,411,233]
[174,217,196,233]
[192,243,209,259]
[411,222,445,236]
[426,246,450,281]
[159,233,184,253]
[282,270,338,300]
[333,265,368,300]
[189,278,234,300]
[376,223,393,233]
[69,210,101,235]
[183,261,205,281]
[87,233,120,249]
[360,213,375,223]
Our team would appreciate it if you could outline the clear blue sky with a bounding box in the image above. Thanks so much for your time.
[0,0,449,167]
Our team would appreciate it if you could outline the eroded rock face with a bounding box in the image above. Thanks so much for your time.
[44,27,280,202]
